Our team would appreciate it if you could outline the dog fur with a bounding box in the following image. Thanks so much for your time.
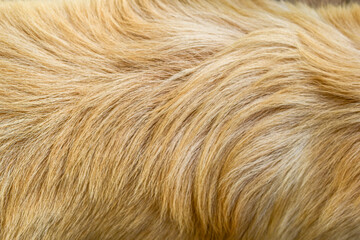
[1,0,360,239]
[287,0,356,7]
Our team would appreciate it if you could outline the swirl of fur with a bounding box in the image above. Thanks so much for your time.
[1,0,360,239]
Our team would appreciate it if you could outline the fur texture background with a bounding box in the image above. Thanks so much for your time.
[1,0,360,239]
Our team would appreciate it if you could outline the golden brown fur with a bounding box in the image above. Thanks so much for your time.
[1,0,360,239]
